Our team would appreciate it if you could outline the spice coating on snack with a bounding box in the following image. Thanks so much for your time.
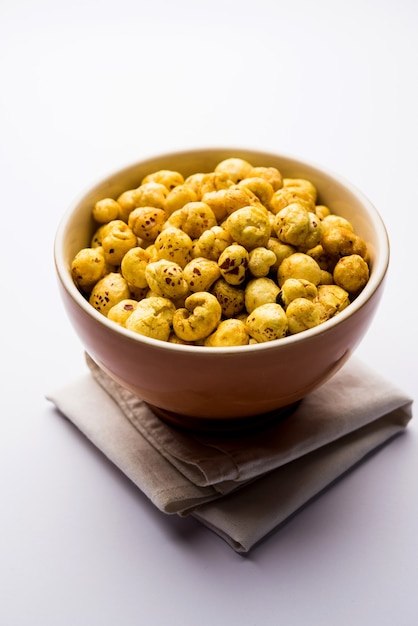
[71,156,371,346]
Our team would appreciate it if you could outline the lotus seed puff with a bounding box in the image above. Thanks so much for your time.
[165,184,197,215]
[278,253,322,286]
[279,278,318,308]
[246,303,288,342]
[333,254,370,293]
[93,198,121,223]
[193,225,232,261]
[145,259,189,299]
[107,299,138,325]
[173,292,222,342]
[125,296,175,341]
[245,278,281,314]
[214,157,254,183]
[211,278,246,318]
[89,272,131,315]
[101,220,137,266]
[218,244,249,285]
[154,226,193,267]
[71,247,106,293]
[141,169,184,190]
[286,297,321,334]
[204,318,249,347]
[250,166,283,191]
[274,203,322,249]
[120,246,150,289]
[248,247,277,277]
[183,257,221,292]
[225,205,271,250]
[164,202,217,239]
[128,206,166,242]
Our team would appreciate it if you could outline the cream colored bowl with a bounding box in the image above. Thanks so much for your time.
[54,148,389,429]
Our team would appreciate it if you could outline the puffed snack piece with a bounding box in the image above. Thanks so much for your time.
[154,226,193,268]
[120,246,151,289]
[173,292,222,342]
[278,278,318,308]
[92,198,121,224]
[333,254,370,294]
[183,257,221,293]
[125,296,176,341]
[101,220,137,266]
[214,157,254,183]
[192,225,232,261]
[204,319,250,347]
[274,202,323,250]
[286,298,321,334]
[164,201,217,239]
[89,272,131,316]
[278,253,322,287]
[250,166,283,191]
[128,206,167,243]
[246,303,288,343]
[244,277,281,314]
[218,244,249,285]
[321,226,368,260]
[133,181,168,210]
[315,284,350,322]
[71,246,106,293]
[107,299,138,325]
[145,259,189,300]
[248,247,277,277]
[141,169,184,190]
[211,278,246,318]
[225,205,271,250]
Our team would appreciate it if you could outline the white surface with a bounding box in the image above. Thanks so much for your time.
[1,0,417,624]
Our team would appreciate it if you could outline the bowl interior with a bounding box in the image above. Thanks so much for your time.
[56,147,389,353]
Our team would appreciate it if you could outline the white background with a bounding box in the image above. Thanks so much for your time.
[1,0,417,624]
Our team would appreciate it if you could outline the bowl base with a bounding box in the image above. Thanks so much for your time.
[146,401,301,434]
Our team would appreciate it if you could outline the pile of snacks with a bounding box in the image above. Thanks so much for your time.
[71,157,370,346]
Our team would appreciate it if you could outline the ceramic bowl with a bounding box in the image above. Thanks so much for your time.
[54,148,389,430]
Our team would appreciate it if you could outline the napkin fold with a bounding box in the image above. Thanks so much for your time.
[47,355,413,552]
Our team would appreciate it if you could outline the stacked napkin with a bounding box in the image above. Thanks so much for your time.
[47,355,412,552]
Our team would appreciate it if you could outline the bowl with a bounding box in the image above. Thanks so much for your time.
[54,147,389,430]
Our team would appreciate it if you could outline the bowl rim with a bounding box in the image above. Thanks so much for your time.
[54,147,390,356]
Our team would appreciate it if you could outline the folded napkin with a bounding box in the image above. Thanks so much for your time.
[46,355,413,552]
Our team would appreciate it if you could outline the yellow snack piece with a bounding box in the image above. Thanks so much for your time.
[245,278,280,314]
[333,254,370,293]
[279,278,318,308]
[92,198,121,224]
[71,246,106,293]
[125,296,175,341]
[120,246,150,289]
[274,203,323,249]
[218,244,249,285]
[173,292,222,342]
[154,226,193,268]
[286,298,321,334]
[204,319,249,347]
[89,272,131,316]
[225,205,271,250]
[128,206,166,243]
[211,279,246,318]
[183,257,221,292]
[107,299,138,325]
[101,220,137,266]
[278,253,322,287]
[246,303,288,342]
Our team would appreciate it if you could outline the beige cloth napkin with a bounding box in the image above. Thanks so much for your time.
[46,355,413,552]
